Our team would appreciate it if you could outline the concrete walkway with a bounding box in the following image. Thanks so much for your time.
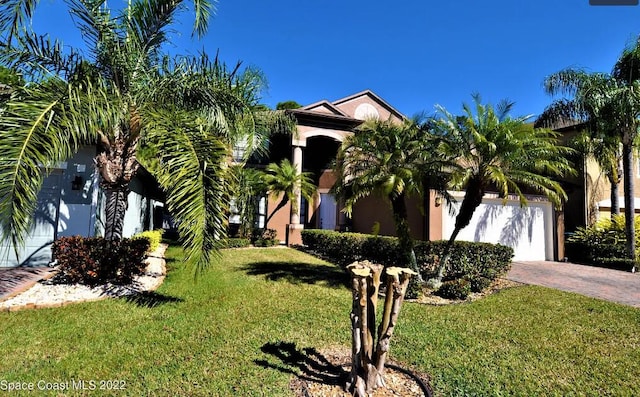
[0,267,57,302]
[507,261,640,308]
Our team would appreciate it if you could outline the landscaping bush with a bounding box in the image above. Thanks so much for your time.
[52,236,150,286]
[222,238,251,248]
[436,279,471,300]
[466,275,493,293]
[132,229,164,253]
[301,229,514,290]
[593,257,637,272]
[252,228,279,247]
[566,215,640,271]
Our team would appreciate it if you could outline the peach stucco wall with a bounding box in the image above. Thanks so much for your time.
[266,193,291,243]
[334,96,402,123]
[351,195,425,240]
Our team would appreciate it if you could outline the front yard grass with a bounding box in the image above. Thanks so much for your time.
[0,246,638,396]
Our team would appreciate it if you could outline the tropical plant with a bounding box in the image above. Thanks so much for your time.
[228,165,267,237]
[428,95,575,286]
[0,0,291,273]
[332,118,450,279]
[262,158,316,228]
[540,38,640,264]
[570,131,622,217]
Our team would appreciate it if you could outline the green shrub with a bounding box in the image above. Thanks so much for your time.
[436,279,471,300]
[133,229,164,253]
[567,215,640,270]
[222,238,251,248]
[301,229,513,291]
[52,236,150,286]
[593,257,637,272]
[252,228,279,247]
[466,276,492,293]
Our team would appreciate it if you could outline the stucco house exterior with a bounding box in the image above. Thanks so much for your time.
[0,147,162,267]
[549,121,640,252]
[260,90,561,261]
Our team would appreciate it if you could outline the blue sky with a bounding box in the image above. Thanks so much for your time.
[32,0,640,119]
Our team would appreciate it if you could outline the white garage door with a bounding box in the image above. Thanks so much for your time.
[443,196,554,261]
[0,172,62,267]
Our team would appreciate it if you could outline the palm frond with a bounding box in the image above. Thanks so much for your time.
[0,80,94,256]
[191,0,216,38]
[142,108,229,276]
[0,32,84,81]
[0,0,38,45]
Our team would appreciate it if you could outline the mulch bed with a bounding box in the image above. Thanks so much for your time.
[289,347,432,397]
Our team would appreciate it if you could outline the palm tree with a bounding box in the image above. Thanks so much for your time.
[541,38,640,265]
[332,118,450,278]
[263,158,316,228]
[571,131,622,217]
[228,165,267,237]
[429,95,575,286]
[0,1,291,272]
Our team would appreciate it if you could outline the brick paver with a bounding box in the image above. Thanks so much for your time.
[0,267,57,302]
[507,261,640,308]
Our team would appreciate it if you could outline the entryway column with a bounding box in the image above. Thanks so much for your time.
[286,143,305,246]
[291,145,303,225]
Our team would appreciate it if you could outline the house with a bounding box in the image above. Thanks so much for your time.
[260,90,561,261]
[549,121,640,249]
[0,146,162,267]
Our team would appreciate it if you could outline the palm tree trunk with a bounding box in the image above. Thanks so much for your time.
[622,141,636,266]
[104,185,129,240]
[390,193,421,281]
[610,154,622,216]
[431,177,485,286]
[610,176,620,217]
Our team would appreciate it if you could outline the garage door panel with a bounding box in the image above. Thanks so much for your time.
[444,198,553,261]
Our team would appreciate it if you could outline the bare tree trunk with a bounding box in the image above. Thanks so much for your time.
[374,267,414,380]
[346,261,416,396]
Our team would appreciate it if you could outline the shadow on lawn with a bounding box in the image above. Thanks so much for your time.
[240,261,349,288]
[119,291,183,308]
[255,341,347,387]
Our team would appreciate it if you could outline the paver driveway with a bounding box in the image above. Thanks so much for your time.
[507,261,640,308]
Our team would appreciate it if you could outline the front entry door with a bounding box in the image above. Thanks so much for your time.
[319,193,337,230]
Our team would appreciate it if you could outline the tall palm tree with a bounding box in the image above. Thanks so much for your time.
[332,118,450,278]
[263,158,316,228]
[429,95,575,285]
[570,131,622,217]
[0,1,291,272]
[542,38,640,264]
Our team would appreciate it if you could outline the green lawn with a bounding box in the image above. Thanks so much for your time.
[1,247,639,396]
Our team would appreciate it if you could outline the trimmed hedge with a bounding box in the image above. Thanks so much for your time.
[436,279,472,300]
[222,238,252,248]
[301,229,514,289]
[52,236,150,286]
